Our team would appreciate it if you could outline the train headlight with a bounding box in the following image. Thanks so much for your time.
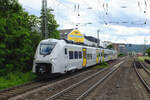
[39,66,45,74]
[50,58,56,62]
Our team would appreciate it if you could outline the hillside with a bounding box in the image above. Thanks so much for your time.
[126,44,150,52]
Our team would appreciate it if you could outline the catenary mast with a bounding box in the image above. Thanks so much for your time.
[41,0,48,39]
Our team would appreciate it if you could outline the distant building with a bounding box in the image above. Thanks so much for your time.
[112,43,127,54]
[59,29,74,39]
[84,36,99,47]
[103,41,112,48]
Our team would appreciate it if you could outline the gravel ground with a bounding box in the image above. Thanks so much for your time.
[142,61,150,71]
[84,58,150,100]
[9,58,124,100]
[9,58,125,100]
[138,69,150,86]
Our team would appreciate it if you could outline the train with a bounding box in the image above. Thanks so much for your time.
[32,39,118,78]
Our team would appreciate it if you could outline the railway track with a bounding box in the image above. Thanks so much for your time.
[0,69,99,100]
[0,58,124,100]
[45,61,124,100]
[134,60,150,93]
[134,60,150,100]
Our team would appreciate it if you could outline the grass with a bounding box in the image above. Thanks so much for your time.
[118,53,126,57]
[0,71,36,90]
[93,62,108,69]
[137,56,150,71]
[137,56,150,62]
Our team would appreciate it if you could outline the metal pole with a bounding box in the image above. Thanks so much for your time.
[42,0,48,39]
[45,0,48,39]
[97,30,100,47]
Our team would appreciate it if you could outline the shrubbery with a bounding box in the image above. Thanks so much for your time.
[0,0,59,76]
[146,48,150,57]
[0,0,41,76]
[118,53,126,57]
[0,71,36,90]
[0,0,60,89]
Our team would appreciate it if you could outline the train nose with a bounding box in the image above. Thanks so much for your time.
[39,66,46,74]
[36,63,52,75]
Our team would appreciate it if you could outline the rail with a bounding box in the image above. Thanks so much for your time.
[46,61,124,100]
[134,61,150,93]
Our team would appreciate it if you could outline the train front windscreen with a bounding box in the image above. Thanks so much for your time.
[40,43,56,56]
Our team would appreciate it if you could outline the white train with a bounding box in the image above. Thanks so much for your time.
[33,39,117,77]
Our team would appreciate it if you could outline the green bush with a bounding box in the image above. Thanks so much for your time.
[146,48,150,57]
[93,62,108,69]
[0,0,41,76]
[0,0,60,90]
[0,72,36,90]
[118,53,126,57]
[0,0,60,76]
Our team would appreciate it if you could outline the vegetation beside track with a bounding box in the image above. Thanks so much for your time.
[137,56,150,71]
[118,53,126,57]
[93,62,108,69]
[0,0,59,90]
[137,56,150,62]
[0,71,36,90]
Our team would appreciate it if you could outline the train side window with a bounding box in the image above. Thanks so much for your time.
[74,51,78,59]
[79,51,82,58]
[69,51,73,59]
[65,48,67,55]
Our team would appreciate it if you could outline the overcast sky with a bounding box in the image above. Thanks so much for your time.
[18,0,150,44]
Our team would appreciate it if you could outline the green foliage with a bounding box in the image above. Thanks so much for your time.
[93,62,108,69]
[0,72,36,90]
[0,0,59,79]
[118,53,126,57]
[41,8,60,39]
[137,56,150,62]
[106,44,114,49]
[0,0,61,89]
[146,48,150,57]
[137,57,145,62]
[0,0,41,76]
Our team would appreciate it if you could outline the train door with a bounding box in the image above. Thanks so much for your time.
[96,49,99,64]
[64,48,68,71]
[82,48,87,67]
[102,49,105,63]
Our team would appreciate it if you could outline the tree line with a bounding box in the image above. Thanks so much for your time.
[0,0,60,76]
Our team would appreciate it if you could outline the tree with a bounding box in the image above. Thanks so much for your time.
[0,0,41,75]
[106,44,114,49]
[41,8,60,39]
[146,48,150,57]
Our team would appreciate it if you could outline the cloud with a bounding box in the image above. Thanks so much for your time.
[18,0,150,44]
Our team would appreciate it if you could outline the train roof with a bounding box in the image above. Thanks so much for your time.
[40,38,61,44]
[39,38,117,52]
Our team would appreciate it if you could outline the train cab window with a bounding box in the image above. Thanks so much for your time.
[79,51,82,59]
[69,51,73,59]
[65,48,67,55]
[74,51,78,59]
[40,43,56,55]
